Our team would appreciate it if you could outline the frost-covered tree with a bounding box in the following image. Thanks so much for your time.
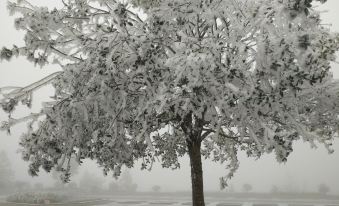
[317,183,330,195]
[270,185,280,194]
[108,181,119,192]
[1,0,339,205]
[242,183,253,193]
[118,170,137,192]
[79,171,105,193]
[152,185,161,193]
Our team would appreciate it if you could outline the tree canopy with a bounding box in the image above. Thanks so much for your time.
[0,0,339,191]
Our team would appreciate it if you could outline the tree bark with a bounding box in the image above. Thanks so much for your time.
[187,140,205,206]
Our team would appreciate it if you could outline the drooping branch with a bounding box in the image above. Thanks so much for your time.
[1,72,62,101]
[0,112,43,133]
[0,72,63,113]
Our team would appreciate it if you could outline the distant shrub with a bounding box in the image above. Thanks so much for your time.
[6,192,67,204]
[152,185,161,192]
[318,183,330,195]
[242,183,253,193]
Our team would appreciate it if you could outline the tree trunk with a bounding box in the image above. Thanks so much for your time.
[187,140,205,206]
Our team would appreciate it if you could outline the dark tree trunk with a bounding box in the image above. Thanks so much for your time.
[187,140,205,206]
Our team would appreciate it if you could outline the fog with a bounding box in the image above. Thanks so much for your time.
[0,0,339,196]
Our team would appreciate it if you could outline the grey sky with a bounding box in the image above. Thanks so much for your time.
[0,0,339,193]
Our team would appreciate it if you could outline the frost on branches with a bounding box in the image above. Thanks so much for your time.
[1,0,339,189]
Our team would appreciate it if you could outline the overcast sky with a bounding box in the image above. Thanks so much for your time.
[0,0,339,193]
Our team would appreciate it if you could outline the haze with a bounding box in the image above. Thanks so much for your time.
[0,0,338,194]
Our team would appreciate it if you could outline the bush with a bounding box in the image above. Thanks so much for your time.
[152,185,161,192]
[6,192,67,204]
[318,183,330,195]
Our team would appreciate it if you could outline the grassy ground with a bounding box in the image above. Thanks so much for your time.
[0,199,113,206]
[1,193,339,206]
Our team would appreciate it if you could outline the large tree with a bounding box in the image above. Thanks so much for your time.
[1,0,339,205]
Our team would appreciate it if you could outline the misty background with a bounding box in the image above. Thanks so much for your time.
[0,0,339,194]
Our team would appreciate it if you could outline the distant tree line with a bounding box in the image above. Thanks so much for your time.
[0,150,139,194]
[0,149,333,195]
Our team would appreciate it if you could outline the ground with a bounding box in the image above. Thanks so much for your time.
[1,194,339,206]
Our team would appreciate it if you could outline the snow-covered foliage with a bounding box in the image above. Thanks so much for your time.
[1,0,339,188]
